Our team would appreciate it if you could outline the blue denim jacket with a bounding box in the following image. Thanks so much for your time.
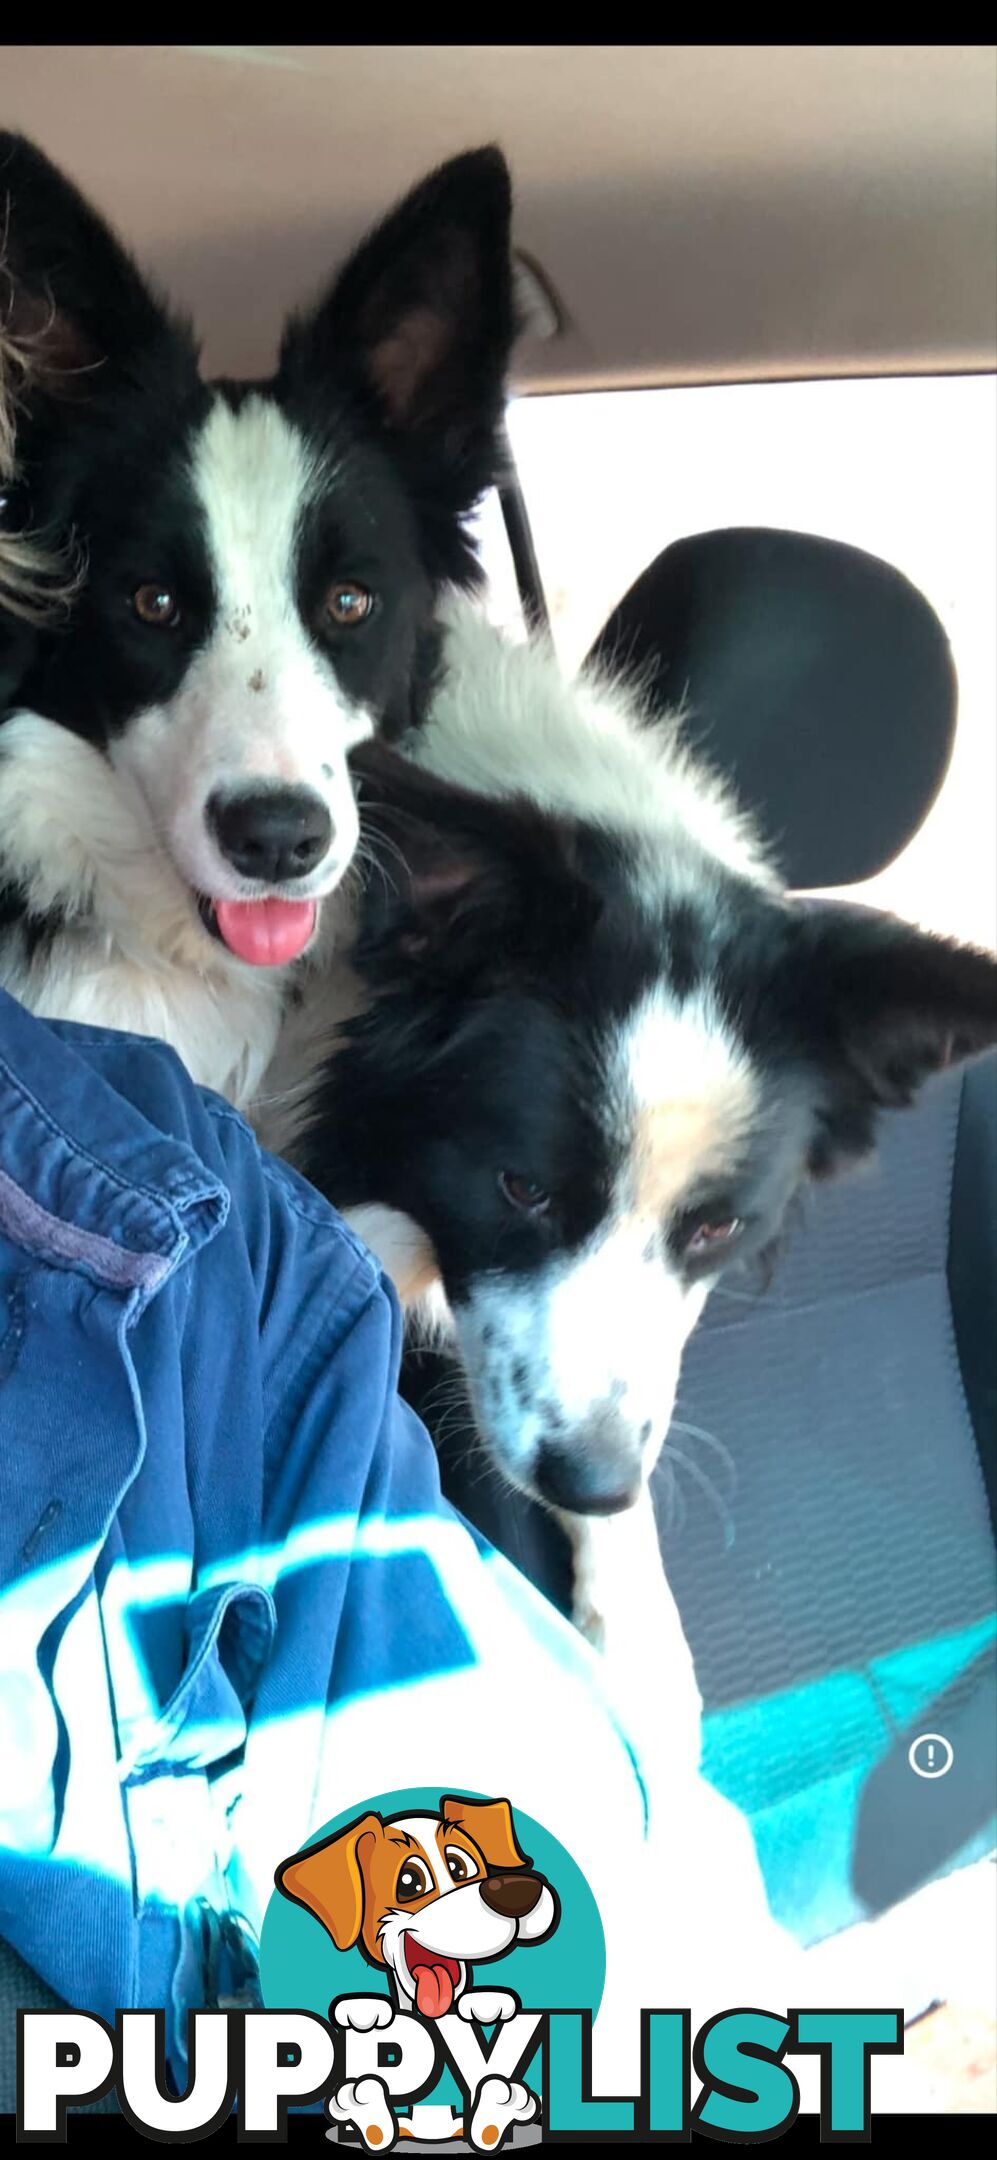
[0,989,650,2074]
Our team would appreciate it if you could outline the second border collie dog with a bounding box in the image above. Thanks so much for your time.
[265,601,997,1666]
[0,133,516,1104]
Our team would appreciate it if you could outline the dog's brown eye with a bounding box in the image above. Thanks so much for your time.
[133,583,180,628]
[499,1173,551,1218]
[325,581,373,628]
[444,1846,479,1885]
[396,1861,430,1902]
[684,1217,743,1257]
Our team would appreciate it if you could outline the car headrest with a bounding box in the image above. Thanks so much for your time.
[587,526,957,890]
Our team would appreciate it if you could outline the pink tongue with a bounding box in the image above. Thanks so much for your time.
[414,1963,455,2019]
[213,898,316,967]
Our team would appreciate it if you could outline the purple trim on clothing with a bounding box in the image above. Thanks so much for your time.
[0,1163,171,1290]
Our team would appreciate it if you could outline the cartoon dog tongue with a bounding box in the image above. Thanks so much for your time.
[213,898,316,967]
[414,1962,454,2018]
[410,1951,458,2019]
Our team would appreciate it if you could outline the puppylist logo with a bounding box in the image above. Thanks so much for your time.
[272,1791,564,2148]
[15,1788,903,2144]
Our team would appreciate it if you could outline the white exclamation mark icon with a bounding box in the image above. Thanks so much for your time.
[909,1732,954,1777]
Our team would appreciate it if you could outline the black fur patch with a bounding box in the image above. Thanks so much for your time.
[0,132,517,751]
[0,881,70,960]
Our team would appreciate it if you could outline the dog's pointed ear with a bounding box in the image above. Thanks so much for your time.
[279,147,516,498]
[349,742,594,985]
[357,781,519,978]
[0,131,197,399]
[766,904,997,1175]
[441,1796,531,1873]
[275,1813,384,1952]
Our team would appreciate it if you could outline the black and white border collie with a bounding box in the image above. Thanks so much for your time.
[263,600,997,1675]
[0,133,516,1104]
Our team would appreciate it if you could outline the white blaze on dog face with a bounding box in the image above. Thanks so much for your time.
[450,987,756,1515]
[622,989,759,1219]
[110,396,371,927]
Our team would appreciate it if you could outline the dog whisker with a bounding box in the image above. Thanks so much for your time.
[665,1443,736,1551]
[353,826,404,906]
[419,1374,468,1423]
[365,828,410,887]
[669,1416,737,1501]
[655,1456,686,1539]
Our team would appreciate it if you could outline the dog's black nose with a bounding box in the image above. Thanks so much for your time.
[208,786,332,883]
[534,1426,641,1516]
[480,1872,544,1920]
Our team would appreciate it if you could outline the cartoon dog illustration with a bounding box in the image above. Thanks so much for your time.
[277,1794,559,2149]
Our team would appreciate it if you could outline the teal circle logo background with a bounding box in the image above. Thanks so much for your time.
[260,1786,605,2019]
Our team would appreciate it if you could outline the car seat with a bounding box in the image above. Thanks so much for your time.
[410,522,997,1947]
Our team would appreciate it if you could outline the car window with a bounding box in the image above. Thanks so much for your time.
[475,376,996,947]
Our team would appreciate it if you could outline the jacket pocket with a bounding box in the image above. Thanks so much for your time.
[120,1582,276,1778]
